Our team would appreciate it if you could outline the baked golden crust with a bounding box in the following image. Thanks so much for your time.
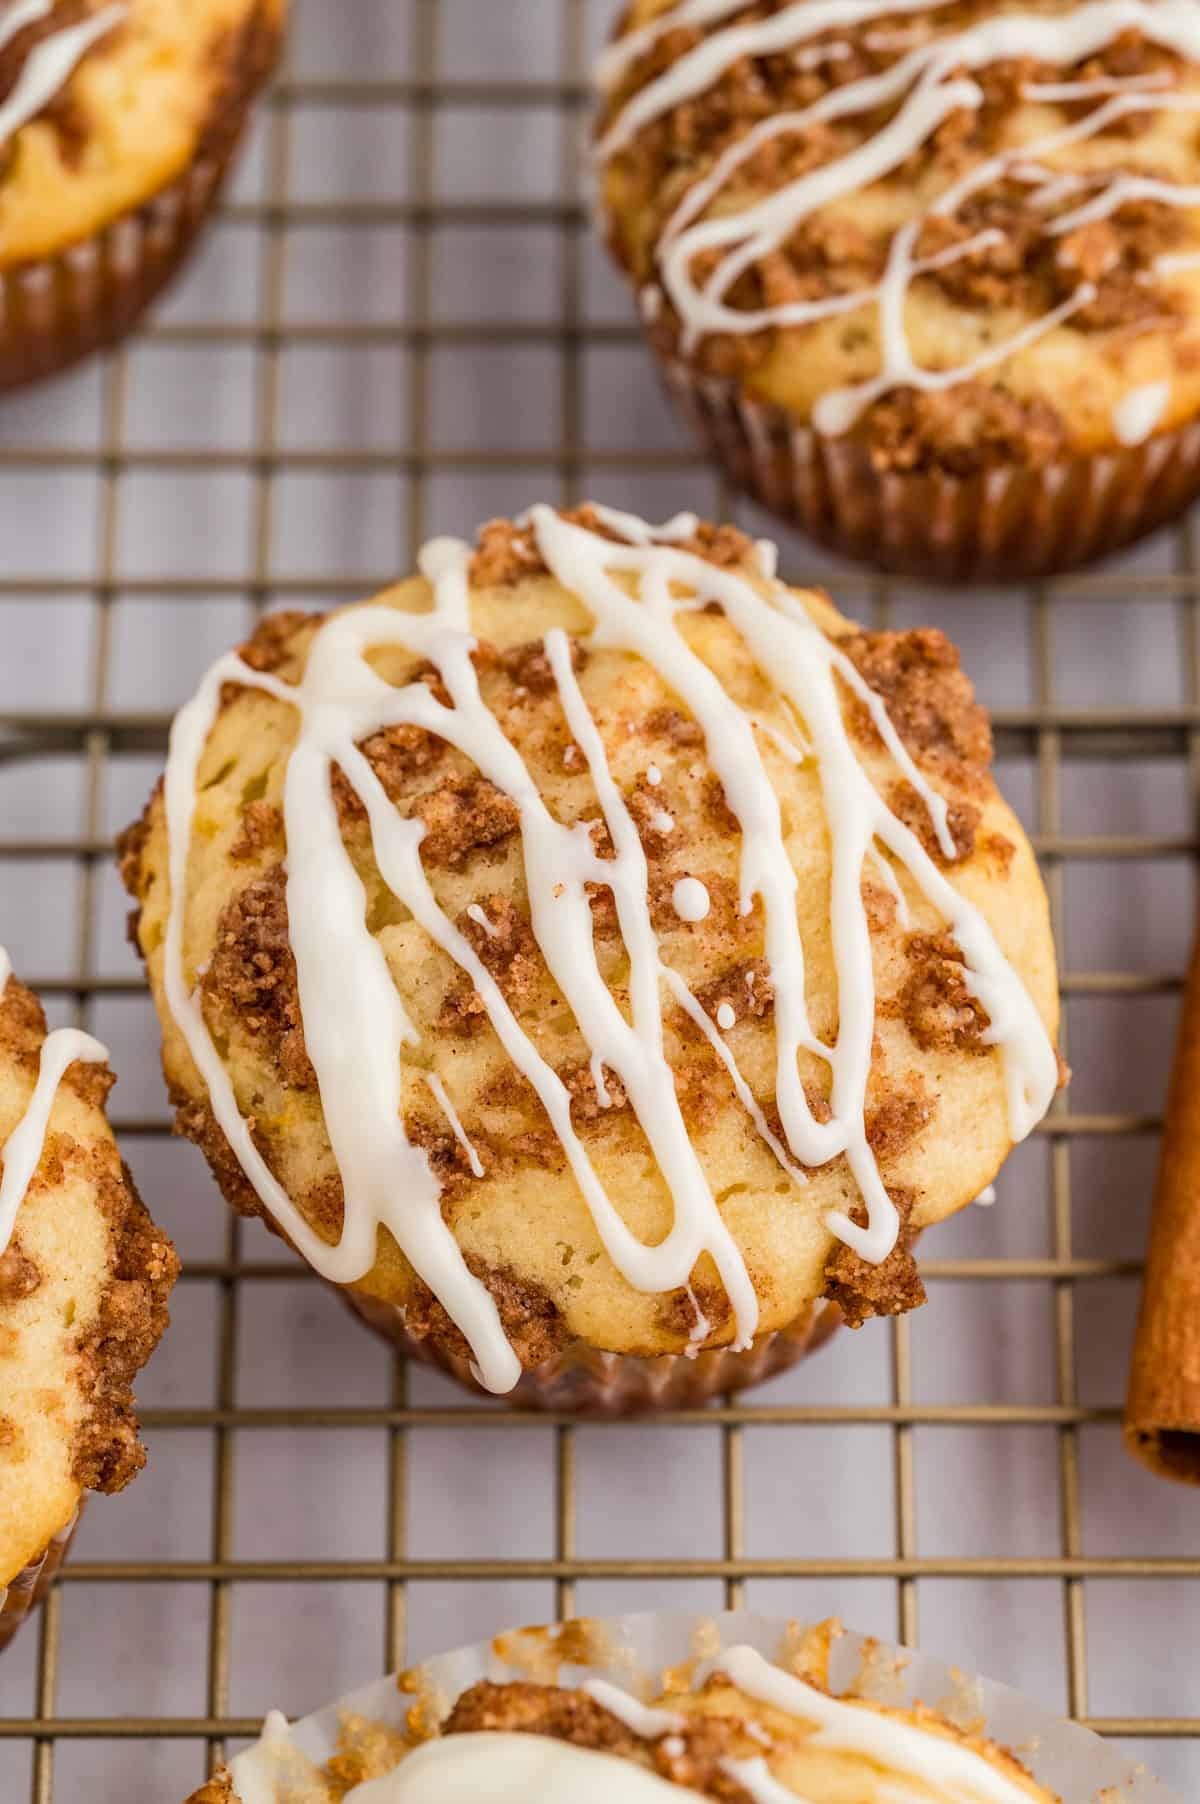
[598,0,1200,470]
[122,508,1059,1370]
[0,0,285,269]
[0,968,178,1590]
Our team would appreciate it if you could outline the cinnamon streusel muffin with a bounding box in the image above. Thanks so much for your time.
[120,504,1061,1415]
[0,949,178,1651]
[597,0,1200,581]
[0,0,284,390]
[191,1614,1068,1803]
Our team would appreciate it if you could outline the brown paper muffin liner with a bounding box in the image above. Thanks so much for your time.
[659,355,1200,584]
[0,1505,81,1656]
[0,27,279,393]
[342,1288,842,1417]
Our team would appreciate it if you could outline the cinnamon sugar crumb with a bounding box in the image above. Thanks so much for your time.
[824,1189,927,1328]
[894,932,993,1054]
[469,507,756,588]
[203,866,315,1089]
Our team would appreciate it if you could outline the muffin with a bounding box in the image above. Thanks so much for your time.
[187,1609,1145,1803]
[0,0,284,391]
[120,503,1061,1415]
[0,948,178,1651]
[596,0,1200,582]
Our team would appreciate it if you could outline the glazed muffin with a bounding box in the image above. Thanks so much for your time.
[191,1615,1068,1803]
[597,0,1200,581]
[120,503,1061,1415]
[0,0,284,390]
[0,948,178,1651]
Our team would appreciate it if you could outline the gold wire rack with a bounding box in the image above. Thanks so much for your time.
[0,0,1198,1798]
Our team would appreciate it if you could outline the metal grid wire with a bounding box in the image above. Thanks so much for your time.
[1,0,1199,1797]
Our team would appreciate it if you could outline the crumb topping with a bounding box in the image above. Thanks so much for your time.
[470,506,757,588]
[892,933,994,1054]
[823,1188,927,1328]
[202,866,316,1091]
[71,1150,178,1493]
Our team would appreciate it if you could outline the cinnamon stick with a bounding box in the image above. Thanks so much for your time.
[1125,914,1200,1482]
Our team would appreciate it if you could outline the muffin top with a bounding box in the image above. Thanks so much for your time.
[597,0,1200,471]
[121,504,1059,1393]
[0,949,177,1590]
[0,0,283,269]
[196,1621,1056,1803]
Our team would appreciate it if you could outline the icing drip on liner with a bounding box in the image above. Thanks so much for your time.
[0,947,108,1258]
[0,1,126,153]
[162,508,1056,1394]
[599,0,1200,434]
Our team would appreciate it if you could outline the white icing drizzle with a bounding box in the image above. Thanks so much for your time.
[582,1677,686,1737]
[754,540,780,581]
[866,844,911,929]
[598,0,1200,433]
[975,1183,998,1206]
[752,714,811,766]
[647,763,663,785]
[684,1283,711,1348]
[1112,377,1171,443]
[343,1734,708,1802]
[163,506,1056,1389]
[0,947,109,1258]
[466,902,501,939]
[585,503,701,546]
[720,1756,814,1804]
[652,809,676,834]
[717,1002,737,1030]
[1022,70,1173,99]
[0,0,53,53]
[672,876,712,921]
[659,966,809,1188]
[426,1072,485,1179]
[0,1,125,153]
[711,1646,1037,1804]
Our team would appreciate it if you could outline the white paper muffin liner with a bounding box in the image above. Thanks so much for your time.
[222,1608,1181,1804]
[0,1504,81,1655]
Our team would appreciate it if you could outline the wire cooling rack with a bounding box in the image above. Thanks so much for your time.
[1,1,1198,1798]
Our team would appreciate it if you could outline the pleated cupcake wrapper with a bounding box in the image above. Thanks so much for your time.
[0,1504,81,1655]
[223,1607,1180,1804]
[0,63,267,391]
[660,354,1200,585]
[341,1287,841,1418]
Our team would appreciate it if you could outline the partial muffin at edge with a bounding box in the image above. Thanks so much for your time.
[598,0,1200,466]
[596,1,1200,576]
[0,0,285,388]
[0,965,179,1603]
[190,1616,1056,1803]
[0,0,284,268]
